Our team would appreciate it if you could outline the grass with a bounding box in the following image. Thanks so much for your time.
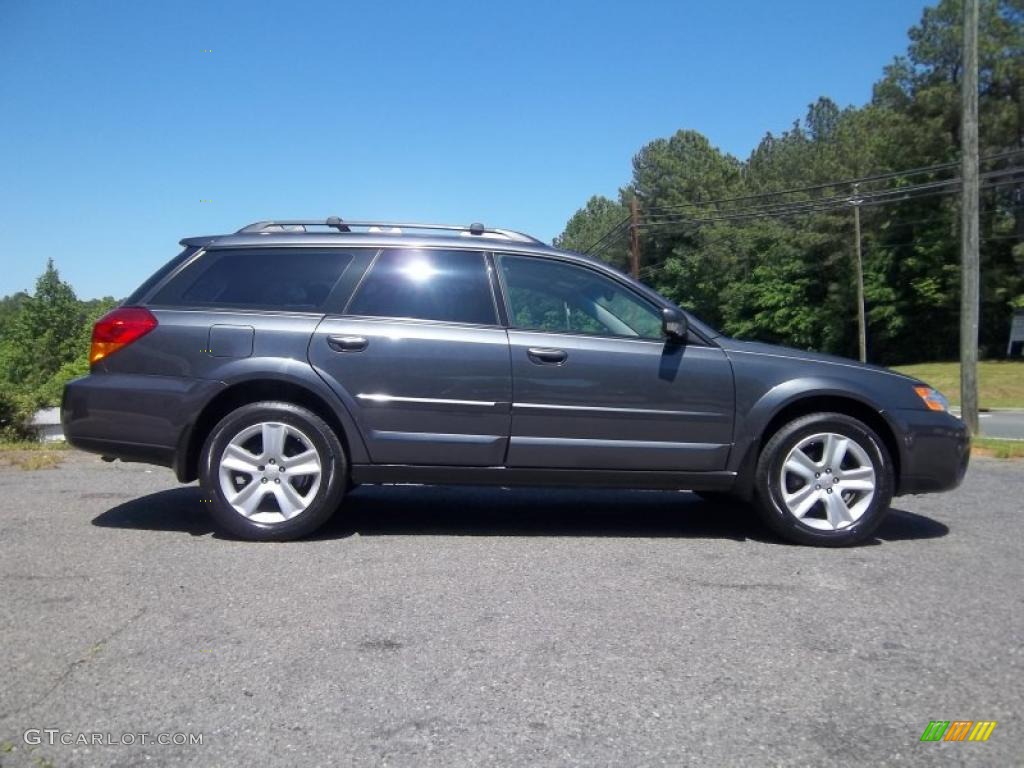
[0,440,70,470]
[972,437,1024,460]
[891,360,1024,409]
[0,440,70,450]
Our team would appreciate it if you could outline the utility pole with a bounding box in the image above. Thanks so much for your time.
[851,184,867,363]
[961,0,980,435]
[1016,82,1024,241]
[629,197,641,279]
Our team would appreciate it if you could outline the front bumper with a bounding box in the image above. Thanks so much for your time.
[890,408,970,495]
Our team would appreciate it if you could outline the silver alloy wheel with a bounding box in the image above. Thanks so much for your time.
[779,432,876,531]
[218,422,323,524]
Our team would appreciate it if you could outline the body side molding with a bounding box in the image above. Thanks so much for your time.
[350,464,737,491]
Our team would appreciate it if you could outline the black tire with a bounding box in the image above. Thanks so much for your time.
[199,401,347,541]
[753,412,894,547]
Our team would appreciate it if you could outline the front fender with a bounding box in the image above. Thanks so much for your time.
[726,375,903,497]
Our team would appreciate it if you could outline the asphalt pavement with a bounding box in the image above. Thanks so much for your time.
[0,452,1021,767]
[977,410,1024,440]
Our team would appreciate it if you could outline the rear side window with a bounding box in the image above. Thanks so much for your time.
[151,249,354,311]
[125,246,198,304]
[347,249,497,325]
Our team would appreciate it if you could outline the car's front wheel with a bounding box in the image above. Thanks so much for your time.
[754,412,894,546]
[200,401,347,541]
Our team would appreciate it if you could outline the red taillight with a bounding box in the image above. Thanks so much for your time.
[90,307,158,365]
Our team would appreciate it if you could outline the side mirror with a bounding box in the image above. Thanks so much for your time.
[662,307,688,340]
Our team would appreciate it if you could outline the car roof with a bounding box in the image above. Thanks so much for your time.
[179,219,616,272]
[182,230,555,252]
[178,219,721,340]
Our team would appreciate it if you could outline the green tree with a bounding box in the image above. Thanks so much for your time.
[870,0,1023,359]
[0,291,30,332]
[2,260,82,393]
[556,0,1023,364]
[554,195,630,269]
[0,261,115,415]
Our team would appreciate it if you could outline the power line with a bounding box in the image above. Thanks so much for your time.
[641,181,921,225]
[589,233,629,260]
[580,158,1022,265]
[859,173,1023,209]
[641,195,853,226]
[581,216,631,255]
[634,168,1023,231]
[639,148,1023,216]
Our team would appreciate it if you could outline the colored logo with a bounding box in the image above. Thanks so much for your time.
[920,721,997,742]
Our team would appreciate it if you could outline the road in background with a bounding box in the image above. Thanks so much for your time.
[949,408,1024,439]
[1,454,1020,767]
[977,411,1024,440]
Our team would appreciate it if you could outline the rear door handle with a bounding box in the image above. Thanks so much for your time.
[527,347,568,365]
[327,335,368,353]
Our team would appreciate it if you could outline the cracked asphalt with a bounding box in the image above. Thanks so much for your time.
[0,451,1021,767]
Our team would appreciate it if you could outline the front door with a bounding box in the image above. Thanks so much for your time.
[497,253,734,471]
[310,248,511,466]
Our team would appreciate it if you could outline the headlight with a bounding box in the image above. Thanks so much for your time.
[913,386,950,413]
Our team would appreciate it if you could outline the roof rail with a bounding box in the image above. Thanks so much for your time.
[236,218,544,244]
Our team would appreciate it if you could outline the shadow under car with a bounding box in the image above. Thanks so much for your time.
[91,484,949,544]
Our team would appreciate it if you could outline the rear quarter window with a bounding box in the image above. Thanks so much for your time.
[150,248,356,311]
[124,246,198,305]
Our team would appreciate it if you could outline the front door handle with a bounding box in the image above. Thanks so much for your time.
[527,347,568,365]
[327,335,368,353]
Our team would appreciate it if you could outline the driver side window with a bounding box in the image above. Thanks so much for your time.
[498,254,663,339]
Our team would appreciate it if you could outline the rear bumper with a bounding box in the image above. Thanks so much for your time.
[890,408,970,495]
[62,373,224,473]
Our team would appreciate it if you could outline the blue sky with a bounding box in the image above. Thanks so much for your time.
[0,0,932,299]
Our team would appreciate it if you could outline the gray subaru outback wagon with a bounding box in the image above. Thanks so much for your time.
[62,218,969,546]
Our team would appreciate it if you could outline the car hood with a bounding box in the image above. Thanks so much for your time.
[716,337,921,384]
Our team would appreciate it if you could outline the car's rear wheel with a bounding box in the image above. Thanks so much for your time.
[200,401,347,541]
[754,412,893,546]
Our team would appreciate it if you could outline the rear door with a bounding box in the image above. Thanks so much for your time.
[496,253,735,471]
[309,247,512,466]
